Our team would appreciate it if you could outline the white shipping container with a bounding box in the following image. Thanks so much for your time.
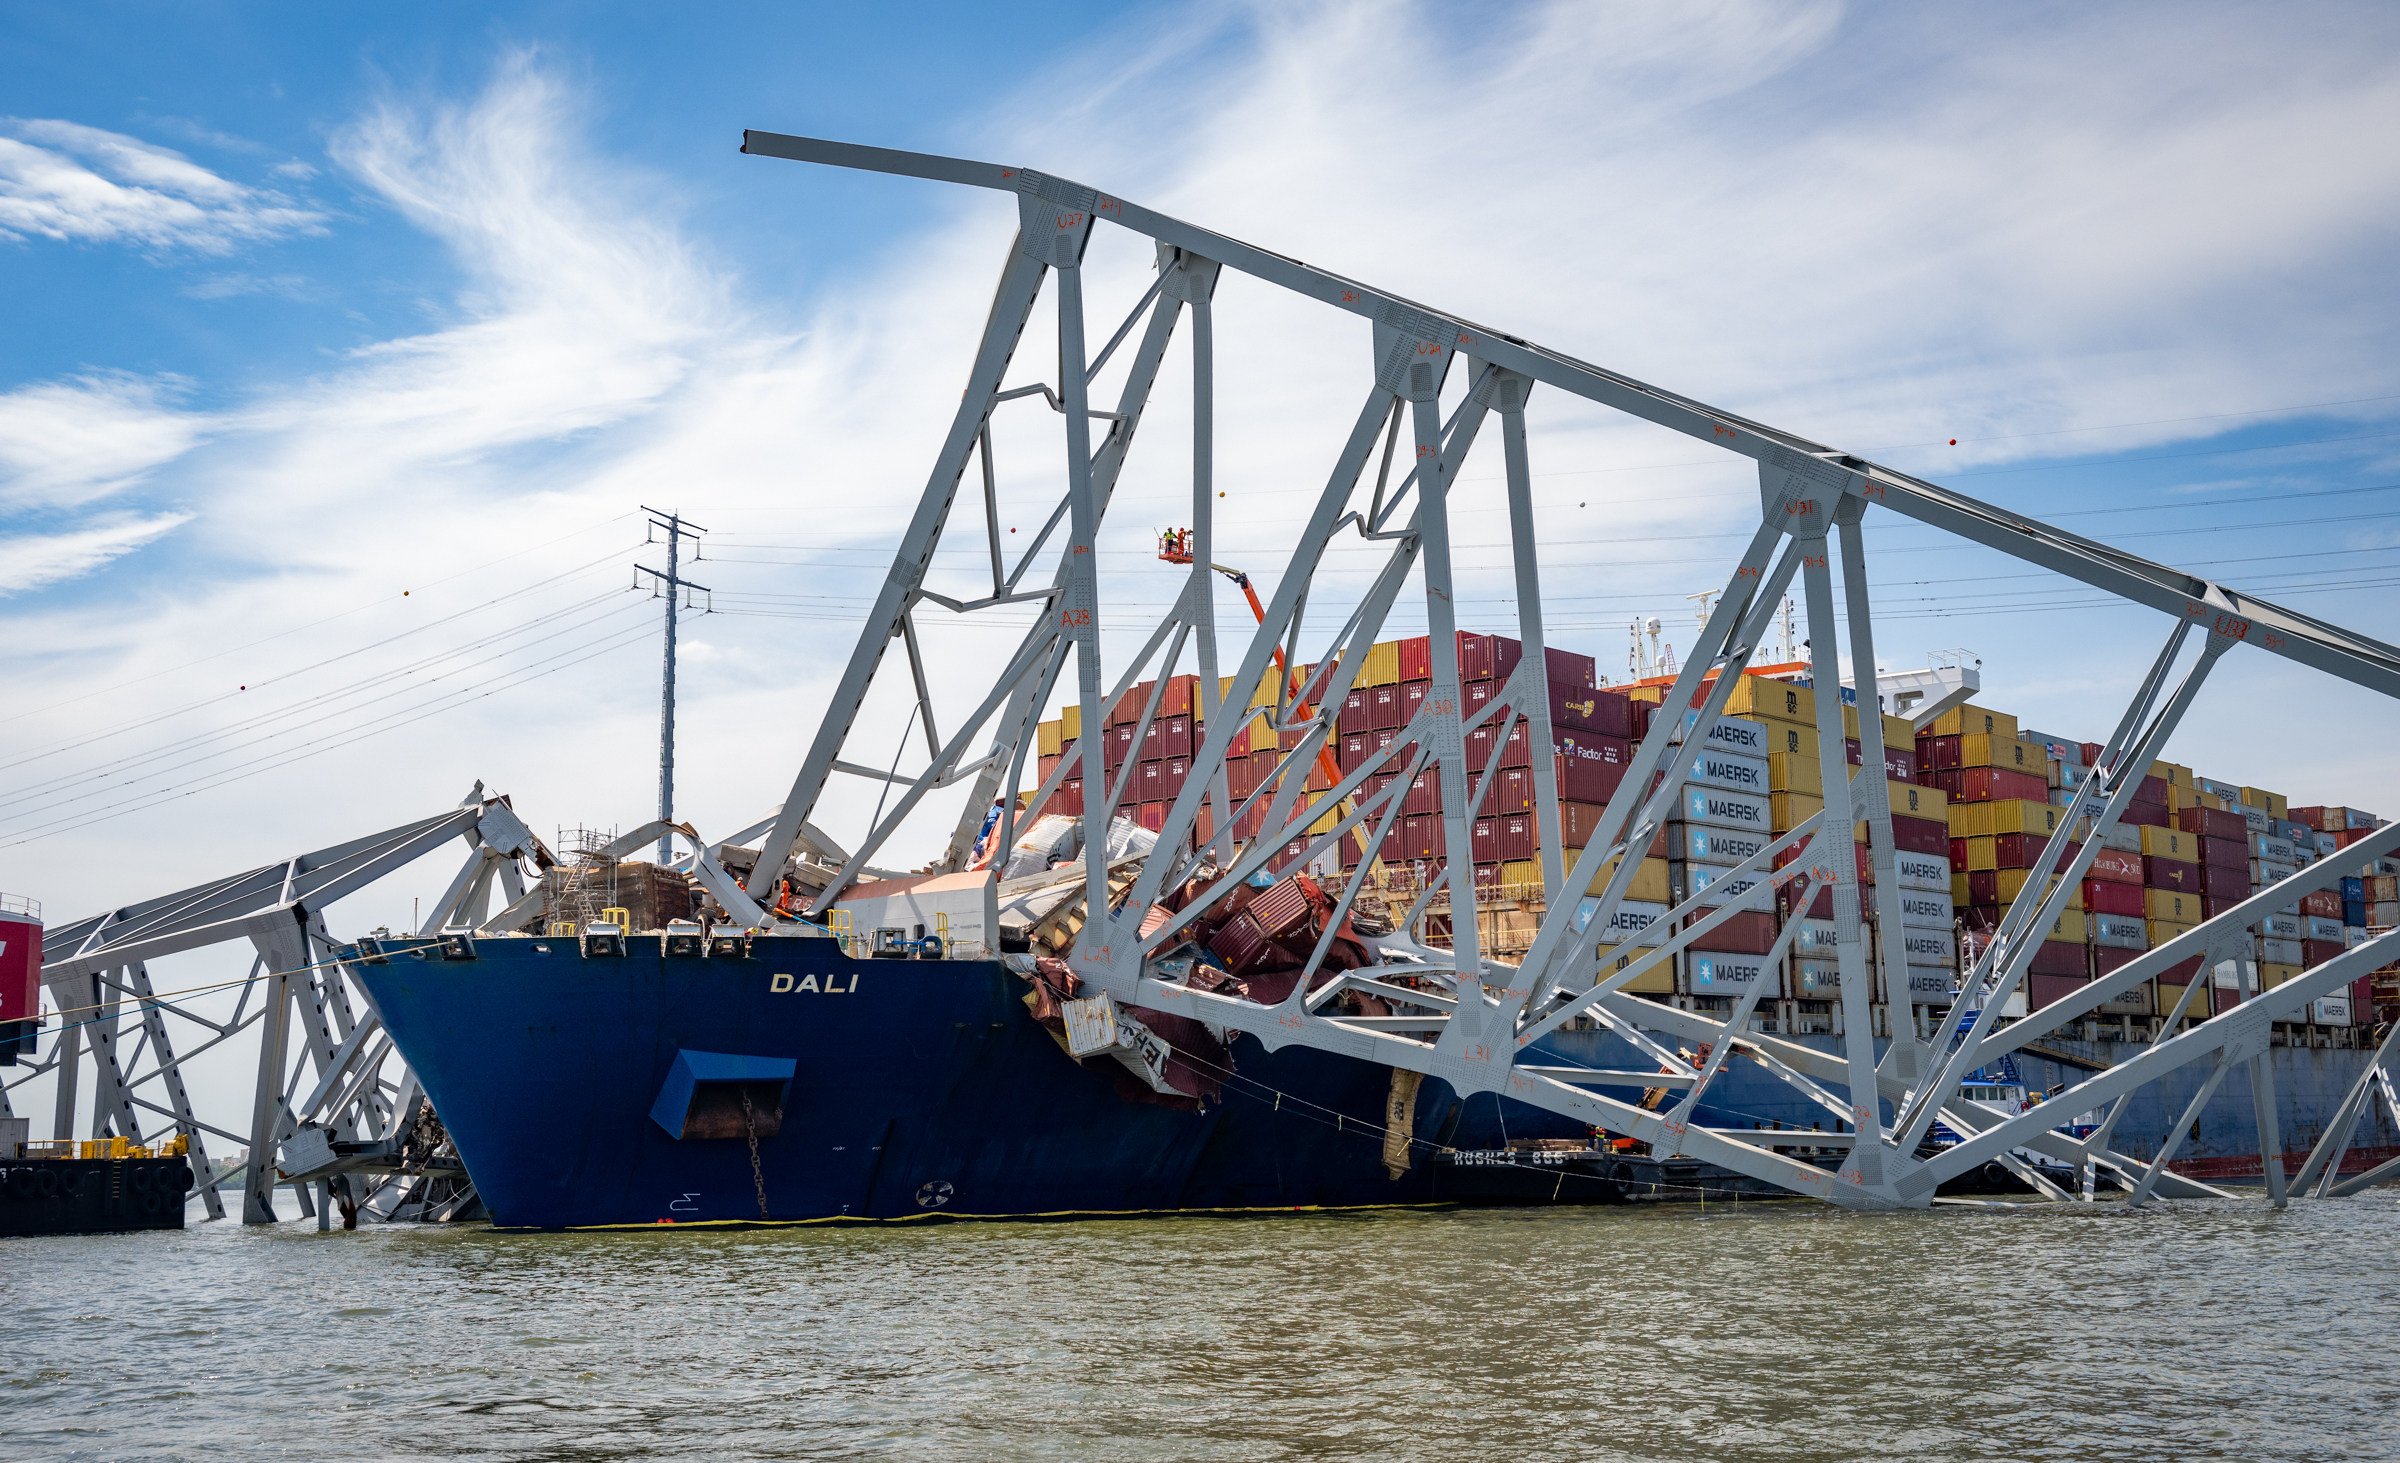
[2314,832,2340,857]
[2313,994,2353,1026]
[1788,918,1841,957]
[1672,823,1771,866]
[2097,823,2142,854]
[1893,964,1957,1006]
[2303,915,2347,943]
[2252,834,2297,863]
[1671,862,1774,910]
[2262,912,2302,940]
[2210,957,2259,992]
[1790,958,1842,998]
[1677,710,1769,756]
[2092,913,2148,950]
[1896,889,1954,929]
[1680,785,1772,834]
[1686,749,1771,796]
[2238,806,2271,835]
[2252,859,2298,886]
[1575,897,1671,946]
[1678,950,1782,998]
[1895,851,1951,892]
[2347,926,2371,949]
[2375,900,2400,926]
[2259,936,2304,966]
[1898,927,1956,965]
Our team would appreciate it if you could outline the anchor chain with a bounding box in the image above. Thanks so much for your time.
[739,1089,770,1221]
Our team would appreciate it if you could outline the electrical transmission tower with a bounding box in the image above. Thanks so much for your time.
[636,508,710,865]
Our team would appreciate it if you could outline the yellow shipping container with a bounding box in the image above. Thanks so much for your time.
[1592,942,1675,995]
[2049,907,2089,944]
[1771,791,1825,833]
[1996,867,2076,904]
[1724,675,1815,726]
[2150,760,2191,787]
[1889,780,1946,822]
[1959,837,1998,872]
[1499,858,1543,891]
[1959,734,2043,772]
[1589,856,1673,903]
[1928,702,2019,740]
[2239,786,2288,817]
[1359,640,1402,688]
[2137,826,2195,862]
[2145,889,2202,924]
[1835,704,1910,744]
[1951,872,1973,905]
[2261,962,2302,987]
[2158,982,2212,1021]
[1950,798,2063,839]
[2147,917,2197,946]
[1061,703,1083,742]
[1765,721,1819,760]
[1768,751,1823,797]
[1037,719,1065,757]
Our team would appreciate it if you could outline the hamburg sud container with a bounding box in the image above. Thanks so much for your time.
[0,897,39,1063]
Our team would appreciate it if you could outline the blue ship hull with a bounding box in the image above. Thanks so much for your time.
[355,934,1650,1229]
[357,934,2390,1227]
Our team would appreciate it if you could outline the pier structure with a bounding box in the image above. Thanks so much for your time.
[732,132,2400,1211]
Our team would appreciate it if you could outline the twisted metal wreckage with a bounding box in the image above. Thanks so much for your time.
[16,133,2400,1219]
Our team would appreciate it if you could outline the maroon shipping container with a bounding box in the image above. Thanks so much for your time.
[1463,680,1495,716]
[2300,889,2343,919]
[2177,805,2246,842]
[2303,939,2346,967]
[1401,679,1431,725]
[1136,801,1167,833]
[1037,752,1061,785]
[1161,674,1198,719]
[1339,688,1371,735]
[2083,879,2147,917]
[1693,910,1779,956]
[1846,739,1918,780]
[1916,733,1960,771]
[1339,732,1369,771]
[1994,832,2078,869]
[1107,684,1147,727]
[2030,940,2086,978]
[1162,757,1190,800]
[1162,714,1194,759]
[1405,768,1442,818]
[1891,815,1948,857]
[2130,774,2168,807]
[1056,779,1083,817]
[1934,767,2049,803]
[1107,722,1138,769]
[2195,834,2247,871]
[2201,862,2248,901]
[2090,944,2142,978]
[1554,800,1609,849]
[1139,718,1166,761]
[1397,635,1433,683]
[1370,684,1402,730]
[2087,847,2143,883]
[1556,752,1629,807]
[1227,756,1261,801]
[1138,760,1165,803]
[1403,814,1439,859]
[2122,802,2169,829]
[1557,729,1634,766]
[1498,721,1533,771]
[2027,970,2090,1012]
[1484,637,1597,693]
[1788,884,1836,919]
[2143,857,2196,893]
[2157,954,2203,985]
[1550,685,1635,738]
[1456,631,1495,683]
[1497,814,1536,861]
[1496,766,1534,815]
[1470,817,1498,863]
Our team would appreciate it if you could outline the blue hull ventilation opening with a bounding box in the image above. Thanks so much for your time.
[649,1051,798,1141]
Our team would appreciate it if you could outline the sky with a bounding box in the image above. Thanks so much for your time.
[4,1,2400,1130]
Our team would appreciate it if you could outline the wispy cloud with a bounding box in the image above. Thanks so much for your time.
[0,117,324,252]
[0,510,192,596]
[0,372,209,510]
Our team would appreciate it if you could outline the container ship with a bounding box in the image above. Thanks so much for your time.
[351,639,2400,1229]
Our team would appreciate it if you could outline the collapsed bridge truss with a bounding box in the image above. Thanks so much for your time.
[737,131,2400,1211]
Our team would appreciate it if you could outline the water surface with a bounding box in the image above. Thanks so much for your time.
[6,1195,2394,1460]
